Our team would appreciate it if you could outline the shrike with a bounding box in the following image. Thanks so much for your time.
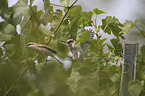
[25,42,62,65]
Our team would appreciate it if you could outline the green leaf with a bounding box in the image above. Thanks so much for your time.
[69,5,82,18]
[111,38,119,47]
[25,26,45,43]
[135,18,141,24]
[0,0,8,10]
[140,45,145,58]
[56,42,69,58]
[79,11,94,26]
[4,44,16,57]
[67,70,81,93]
[110,73,120,82]
[40,0,53,25]
[1,7,12,21]
[93,8,106,15]
[78,30,90,43]
[111,38,122,55]
[107,44,113,51]
[128,80,143,96]
[27,60,36,74]
[0,22,16,41]
[79,74,99,93]
[98,38,107,45]
[60,0,70,6]
[17,78,32,94]
[121,20,135,34]
[11,0,29,25]
[89,39,98,53]
[140,30,145,38]
[102,16,122,37]
[43,0,50,11]
[30,0,35,6]
[69,17,80,40]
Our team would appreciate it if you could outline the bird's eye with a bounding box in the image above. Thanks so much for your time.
[67,42,70,44]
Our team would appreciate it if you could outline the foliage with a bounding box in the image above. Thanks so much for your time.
[128,80,143,96]
[0,0,144,96]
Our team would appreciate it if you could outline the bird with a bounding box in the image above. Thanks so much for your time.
[66,29,94,60]
[25,42,62,65]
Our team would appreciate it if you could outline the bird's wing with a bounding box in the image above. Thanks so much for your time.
[38,45,57,54]
[80,29,94,52]
[59,42,67,46]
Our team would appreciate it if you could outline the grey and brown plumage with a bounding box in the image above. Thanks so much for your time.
[66,29,94,59]
[25,42,62,65]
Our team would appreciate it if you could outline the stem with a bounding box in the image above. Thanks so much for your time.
[4,67,29,96]
[135,25,141,32]
[45,0,78,45]
[4,54,39,96]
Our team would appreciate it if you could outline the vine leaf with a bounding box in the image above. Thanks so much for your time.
[77,30,90,43]
[111,38,122,55]
[121,18,141,34]
[101,16,123,38]
[79,11,94,26]
[27,60,36,74]
[93,8,106,15]
[121,20,135,34]
[69,5,82,18]
[0,22,16,41]
[11,0,30,25]
[60,0,70,6]
[40,0,52,25]
[128,80,143,96]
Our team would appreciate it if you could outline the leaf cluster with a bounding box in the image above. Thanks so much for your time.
[0,0,144,96]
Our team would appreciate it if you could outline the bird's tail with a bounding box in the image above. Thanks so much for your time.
[52,56,63,65]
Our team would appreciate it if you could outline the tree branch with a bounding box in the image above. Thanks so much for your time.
[46,0,78,45]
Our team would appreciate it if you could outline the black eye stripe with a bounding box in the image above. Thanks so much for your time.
[69,41,74,43]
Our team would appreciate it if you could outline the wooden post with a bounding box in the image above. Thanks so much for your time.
[120,43,139,96]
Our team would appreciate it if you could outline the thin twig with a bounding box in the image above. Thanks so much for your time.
[46,0,78,45]
[135,25,141,32]
[3,80,7,93]
[4,54,39,96]
[3,67,28,96]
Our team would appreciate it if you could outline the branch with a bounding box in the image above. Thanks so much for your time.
[46,0,78,45]
[3,54,39,96]
[4,67,28,96]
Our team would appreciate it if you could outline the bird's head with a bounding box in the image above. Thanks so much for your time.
[66,39,75,47]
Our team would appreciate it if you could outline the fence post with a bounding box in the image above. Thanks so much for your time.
[120,43,139,96]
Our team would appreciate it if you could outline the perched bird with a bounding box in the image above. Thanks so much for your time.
[25,42,62,65]
[66,29,94,60]
[66,39,84,59]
